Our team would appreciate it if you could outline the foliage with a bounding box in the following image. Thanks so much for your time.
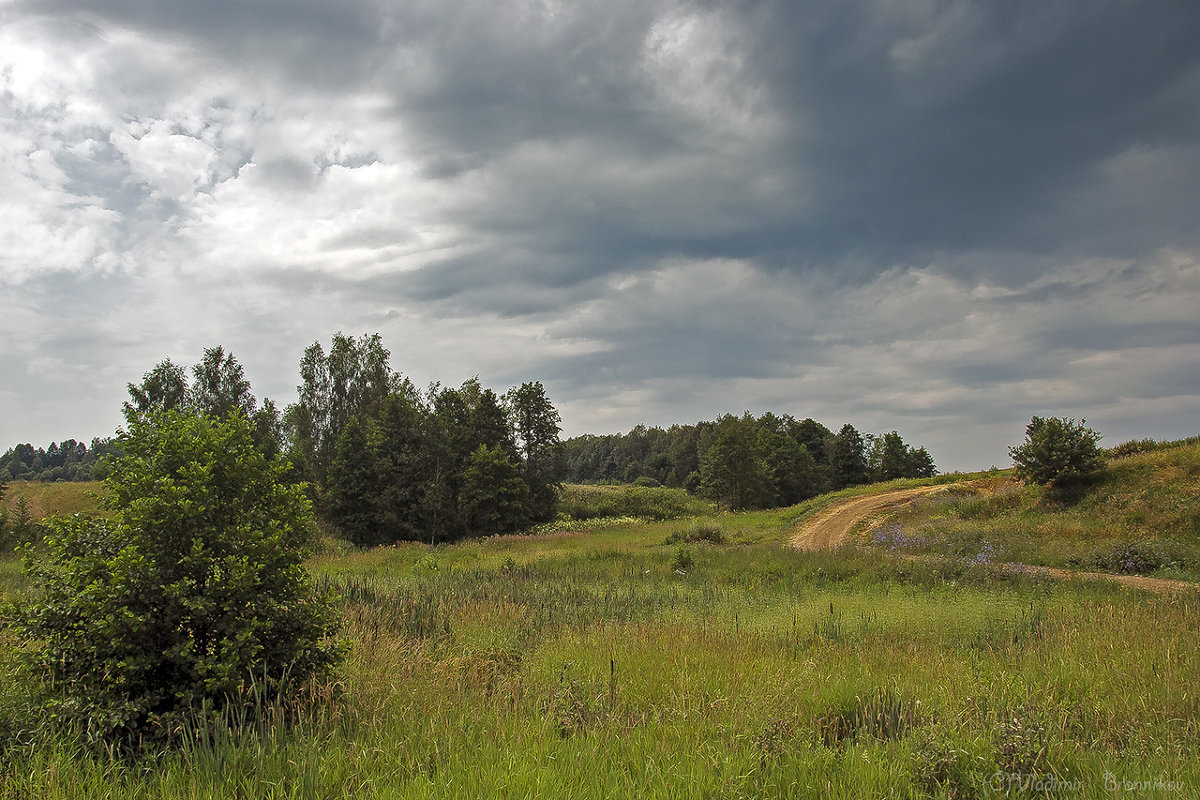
[461,445,530,536]
[324,416,381,547]
[558,484,713,521]
[121,347,285,460]
[1107,434,1200,459]
[1,495,43,551]
[186,346,257,420]
[663,520,725,544]
[830,423,869,488]
[0,486,1198,795]
[670,545,695,571]
[506,381,564,523]
[122,359,188,420]
[563,414,935,512]
[699,414,773,510]
[1009,416,1104,487]
[0,438,120,482]
[283,333,398,486]
[11,411,341,748]
[325,377,563,544]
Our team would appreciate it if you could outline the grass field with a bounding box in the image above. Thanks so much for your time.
[0,481,106,521]
[0,454,1196,797]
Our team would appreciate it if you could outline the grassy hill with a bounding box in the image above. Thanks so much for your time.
[870,438,1200,581]
[0,445,1196,796]
[1,480,106,521]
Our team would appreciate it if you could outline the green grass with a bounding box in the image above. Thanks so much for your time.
[868,440,1200,581]
[1,481,106,521]
[2,517,1198,795]
[0,460,1197,797]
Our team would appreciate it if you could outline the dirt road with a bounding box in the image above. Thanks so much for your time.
[790,486,944,550]
[790,484,1197,594]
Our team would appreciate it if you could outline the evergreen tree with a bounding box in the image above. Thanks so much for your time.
[831,423,869,488]
[909,446,937,478]
[506,382,563,522]
[878,430,911,481]
[699,414,772,510]
[325,416,381,546]
[461,444,529,535]
[370,392,430,544]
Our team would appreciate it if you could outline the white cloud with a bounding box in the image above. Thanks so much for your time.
[0,0,1197,474]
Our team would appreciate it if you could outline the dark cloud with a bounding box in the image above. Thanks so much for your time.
[2,0,1198,469]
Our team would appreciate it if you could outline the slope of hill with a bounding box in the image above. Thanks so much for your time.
[866,439,1200,581]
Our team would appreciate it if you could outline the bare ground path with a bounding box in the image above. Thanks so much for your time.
[790,486,944,551]
[791,484,1198,595]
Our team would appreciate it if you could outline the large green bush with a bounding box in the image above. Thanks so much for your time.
[1008,416,1104,487]
[13,411,341,747]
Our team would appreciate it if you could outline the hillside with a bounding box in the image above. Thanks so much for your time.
[865,439,1200,581]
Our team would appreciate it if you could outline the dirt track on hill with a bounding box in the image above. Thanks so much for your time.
[791,486,944,551]
[791,484,1198,595]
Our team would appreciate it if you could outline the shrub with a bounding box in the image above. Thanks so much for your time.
[1009,416,1104,487]
[664,521,726,545]
[1089,540,1181,575]
[12,411,341,748]
[671,546,695,572]
[558,484,711,521]
[910,726,985,797]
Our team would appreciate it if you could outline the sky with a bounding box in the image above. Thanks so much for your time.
[2,0,1199,472]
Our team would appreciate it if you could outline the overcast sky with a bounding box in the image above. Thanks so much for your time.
[3,0,1199,471]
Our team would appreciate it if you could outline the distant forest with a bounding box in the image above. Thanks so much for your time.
[3,331,936,541]
[562,415,935,510]
[1,438,120,483]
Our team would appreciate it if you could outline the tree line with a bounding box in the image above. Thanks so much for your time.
[562,413,936,510]
[119,334,564,545]
[0,438,120,482]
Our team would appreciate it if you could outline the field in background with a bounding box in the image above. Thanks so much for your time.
[0,445,1197,797]
[0,480,106,521]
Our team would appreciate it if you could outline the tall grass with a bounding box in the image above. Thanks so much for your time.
[0,479,1197,797]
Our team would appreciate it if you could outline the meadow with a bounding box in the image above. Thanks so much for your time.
[0,456,1196,797]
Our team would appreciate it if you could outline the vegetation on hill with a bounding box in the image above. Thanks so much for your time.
[1009,415,1105,489]
[866,436,1200,581]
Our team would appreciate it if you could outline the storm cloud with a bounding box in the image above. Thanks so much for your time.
[2,0,1198,469]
